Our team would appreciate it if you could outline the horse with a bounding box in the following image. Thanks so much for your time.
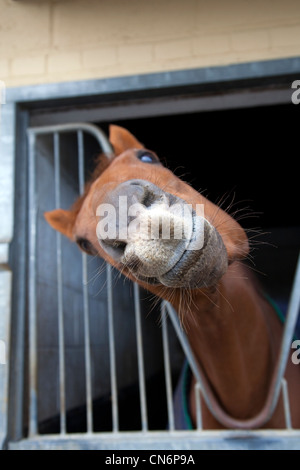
[45,125,300,430]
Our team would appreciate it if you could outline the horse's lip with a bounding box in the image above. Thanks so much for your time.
[122,212,201,287]
[128,247,202,288]
[157,213,206,287]
[163,248,190,275]
[159,223,228,289]
[131,273,161,285]
[158,247,201,287]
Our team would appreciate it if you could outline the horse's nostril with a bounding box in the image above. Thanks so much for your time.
[124,253,142,271]
[114,240,127,251]
[101,239,127,257]
[141,190,156,208]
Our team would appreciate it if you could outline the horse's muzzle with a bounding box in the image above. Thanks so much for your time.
[97,179,228,288]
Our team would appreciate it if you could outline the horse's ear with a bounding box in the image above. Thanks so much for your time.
[109,125,144,156]
[44,209,76,240]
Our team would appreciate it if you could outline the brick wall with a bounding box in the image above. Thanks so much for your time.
[1,0,300,87]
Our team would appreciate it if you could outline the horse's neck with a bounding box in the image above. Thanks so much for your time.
[173,263,282,420]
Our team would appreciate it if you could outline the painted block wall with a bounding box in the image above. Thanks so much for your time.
[0,0,300,87]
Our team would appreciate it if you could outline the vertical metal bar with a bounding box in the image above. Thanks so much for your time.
[78,130,93,433]
[281,378,292,429]
[133,283,148,431]
[164,301,201,383]
[8,111,28,442]
[54,133,66,434]
[268,252,300,420]
[161,305,175,431]
[106,264,119,432]
[77,130,85,195]
[81,253,93,433]
[27,131,38,437]
[195,383,203,430]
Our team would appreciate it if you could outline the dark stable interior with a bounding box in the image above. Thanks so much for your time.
[38,102,300,435]
[99,102,299,301]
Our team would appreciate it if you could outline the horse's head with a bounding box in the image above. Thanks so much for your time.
[45,125,249,292]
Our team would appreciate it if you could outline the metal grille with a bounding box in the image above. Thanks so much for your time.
[7,123,300,449]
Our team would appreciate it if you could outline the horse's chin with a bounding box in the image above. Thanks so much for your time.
[125,223,228,289]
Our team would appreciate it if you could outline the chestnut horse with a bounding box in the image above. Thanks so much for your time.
[45,125,300,430]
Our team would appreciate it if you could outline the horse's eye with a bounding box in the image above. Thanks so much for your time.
[76,237,95,255]
[136,150,158,164]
